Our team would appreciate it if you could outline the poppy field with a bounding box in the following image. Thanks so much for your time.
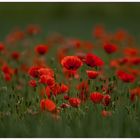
[0,3,140,138]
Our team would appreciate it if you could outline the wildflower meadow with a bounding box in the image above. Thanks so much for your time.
[0,3,140,138]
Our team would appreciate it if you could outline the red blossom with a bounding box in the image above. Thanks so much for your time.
[85,53,104,67]
[28,66,40,78]
[101,110,112,117]
[11,51,20,60]
[4,73,12,81]
[130,87,140,102]
[2,64,13,75]
[61,56,83,71]
[116,70,135,83]
[86,70,99,79]
[26,24,41,36]
[90,92,103,104]
[45,86,51,98]
[118,58,129,65]
[103,43,118,54]
[29,80,37,87]
[45,99,56,112]
[40,99,46,111]
[64,95,69,100]
[114,29,127,41]
[60,84,69,93]
[38,67,54,77]
[123,47,139,56]
[50,83,61,96]
[129,57,140,65]
[35,44,48,55]
[0,43,5,52]
[69,97,81,107]
[40,99,56,112]
[130,92,136,102]
[102,94,111,106]
[93,25,105,39]
[110,59,120,68]
[39,75,55,86]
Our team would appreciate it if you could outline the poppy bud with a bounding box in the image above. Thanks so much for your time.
[90,92,103,104]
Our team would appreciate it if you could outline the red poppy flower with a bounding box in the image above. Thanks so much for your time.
[93,25,105,39]
[14,68,18,75]
[40,99,46,111]
[101,110,112,117]
[129,57,140,65]
[114,29,127,41]
[128,68,140,77]
[29,80,37,87]
[69,97,81,107]
[64,95,69,100]
[102,94,111,106]
[103,43,118,54]
[39,75,55,87]
[6,29,24,43]
[130,92,136,102]
[2,64,13,75]
[130,87,140,102]
[11,51,20,60]
[60,84,69,93]
[4,73,12,81]
[28,66,40,78]
[116,70,135,83]
[110,59,120,68]
[26,24,41,36]
[14,30,25,41]
[118,58,129,65]
[90,92,103,104]
[45,86,51,98]
[61,56,83,71]
[50,83,61,96]
[45,99,56,112]
[38,67,54,77]
[123,47,139,56]
[0,43,5,52]
[85,53,104,67]
[35,44,48,55]
[86,70,99,79]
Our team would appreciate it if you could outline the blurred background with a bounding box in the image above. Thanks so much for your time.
[0,3,140,40]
